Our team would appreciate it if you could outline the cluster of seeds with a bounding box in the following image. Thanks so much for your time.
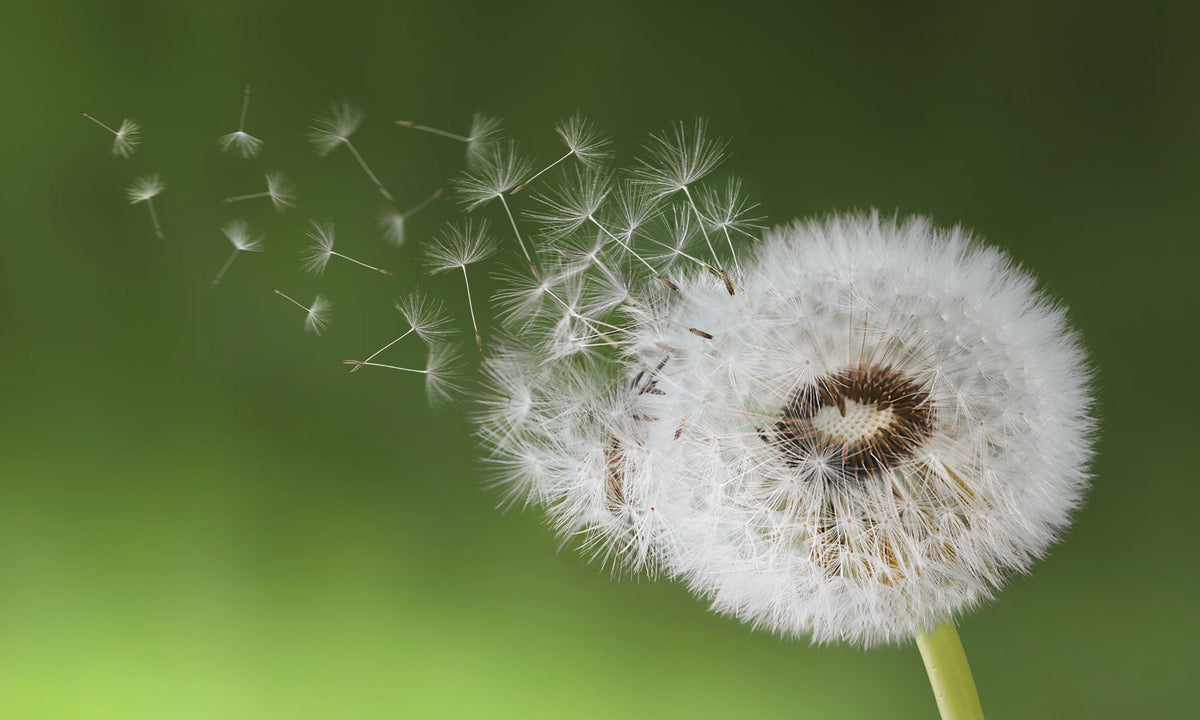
[82,94,1094,646]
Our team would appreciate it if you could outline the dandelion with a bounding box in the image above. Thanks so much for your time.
[308,101,393,201]
[380,186,443,247]
[346,291,453,372]
[478,200,1094,718]
[217,84,263,158]
[302,219,392,277]
[425,219,499,351]
[210,220,265,287]
[456,141,536,274]
[273,289,331,336]
[80,111,140,158]
[396,112,503,167]
[126,174,165,238]
[222,171,294,213]
[511,113,612,194]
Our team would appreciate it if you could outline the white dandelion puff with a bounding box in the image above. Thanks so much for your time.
[222,171,295,213]
[380,186,443,247]
[80,112,140,158]
[211,220,265,287]
[512,113,612,194]
[274,289,332,336]
[126,174,165,238]
[396,112,503,167]
[302,219,392,277]
[480,211,1096,650]
[425,219,500,351]
[308,101,393,201]
[217,84,263,158]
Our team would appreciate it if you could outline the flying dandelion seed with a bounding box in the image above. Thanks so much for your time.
[512,113,612,194]
[210,220,265,287]
[380,186,443,247]
[126,174,165,238]
[223,171,295,213]
[80,111,140,158]
[455,141,536,275]
[308,101,393,201]
[342,341,464,405]
[217,84,263,158]
[302,219,392,277]
[425,219,499,351]
[273,289,331,336]
[633,119,733,285]
[396,112,503,168]
[347,291,453,373]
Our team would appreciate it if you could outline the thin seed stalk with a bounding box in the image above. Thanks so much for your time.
[916,623,985,720]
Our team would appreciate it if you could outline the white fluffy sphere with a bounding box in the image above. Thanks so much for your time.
[481,212,1095,647]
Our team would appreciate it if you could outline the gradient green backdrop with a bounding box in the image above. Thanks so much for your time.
[2,1,1196,718]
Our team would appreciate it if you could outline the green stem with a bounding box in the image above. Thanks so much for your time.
[916,623,985,720]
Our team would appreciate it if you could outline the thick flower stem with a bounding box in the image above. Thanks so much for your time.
[916,623,985,720]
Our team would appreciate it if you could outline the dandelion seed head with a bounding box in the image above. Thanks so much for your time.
[555,113,612,165]
[466,113,504,165]
[380,212,407,247]
[308,101,363,156]
[218,130,263,158]
[424,341,467,405]
[633,118,728,197]
[305,295,332,336]
[526,166,613,240]
[113,119,140,158]
[394,291,455,343]
[479,209,1096,647]
[221,220,265,252]
[698,177,764,236]
[456,141,534,210]
[264,172,295,212]
[425,219,500,273]
[126,174,165,203]
[301,219,337,276]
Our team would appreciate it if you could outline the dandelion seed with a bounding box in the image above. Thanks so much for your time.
[512,114,612,193]
[347,291,453,373]
[308,101,393,201]
[80,112,140,158]
[273,289,331,336]
[456,141,536,274]
[633,118,730,271]
[697,177,764,274]
[380,186,443,247]
[302,219,392,277]
[126,174,165,238]
[425,219,499,351]
[396,112,503,167]
[342,341,464,405]
[222,171,295,213]
[210,220,265,287]
[217,84,263,158]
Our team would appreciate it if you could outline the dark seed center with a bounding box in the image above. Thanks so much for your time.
[768,365,934,479]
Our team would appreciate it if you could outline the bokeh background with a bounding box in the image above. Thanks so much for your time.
[2,1,1197,717]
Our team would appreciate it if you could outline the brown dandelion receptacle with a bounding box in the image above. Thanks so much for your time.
[769,364,935,480]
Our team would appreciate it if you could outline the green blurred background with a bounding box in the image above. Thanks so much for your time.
[2,1,1196,717]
